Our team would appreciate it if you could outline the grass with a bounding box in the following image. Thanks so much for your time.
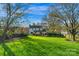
[0,35,79,56]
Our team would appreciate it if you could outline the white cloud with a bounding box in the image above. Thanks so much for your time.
[25,6,49,15]
[28,6,49,11]
[29,11,47,15]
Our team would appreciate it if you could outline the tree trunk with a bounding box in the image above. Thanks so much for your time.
[72,34,76,41]
[2,27,8,42]
[2,27,8,56]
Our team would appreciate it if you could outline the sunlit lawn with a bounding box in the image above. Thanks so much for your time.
[0,35,79,56]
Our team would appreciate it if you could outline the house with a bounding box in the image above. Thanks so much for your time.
[29,22,48,36]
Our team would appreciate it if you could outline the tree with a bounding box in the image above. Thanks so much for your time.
[49,3,79,41]
[1,3,30,41]
[0,3,31,56]
[47,16,62,33]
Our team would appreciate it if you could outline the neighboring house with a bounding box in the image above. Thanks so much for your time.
[8,27,29,34]
[61,31,68,35]
[14,27,29,34]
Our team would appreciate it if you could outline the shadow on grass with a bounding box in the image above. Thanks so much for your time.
[18,37,49,56]
[19,36,70,55]
[19,36,79,56]
[1,36,78,56]
[1,43,15,56]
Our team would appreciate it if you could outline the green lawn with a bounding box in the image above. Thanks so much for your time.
[0,35,79,56]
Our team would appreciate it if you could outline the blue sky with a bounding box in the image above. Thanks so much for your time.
[24,3,52,23]
[0,3,52,27]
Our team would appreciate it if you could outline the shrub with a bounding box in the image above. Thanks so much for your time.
[47,32,65,37]
[11,33,28,38]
